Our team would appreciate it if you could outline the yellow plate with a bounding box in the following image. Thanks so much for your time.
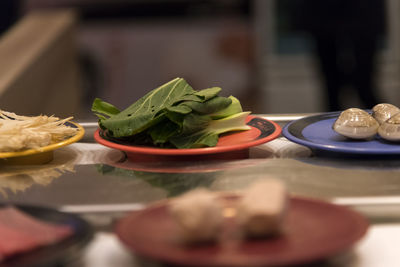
[0,121,85,164]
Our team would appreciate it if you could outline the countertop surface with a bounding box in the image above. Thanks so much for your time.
[2,115,400,267]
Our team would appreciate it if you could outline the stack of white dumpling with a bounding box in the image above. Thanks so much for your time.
[168,179,288,244]
[333,103,400,141]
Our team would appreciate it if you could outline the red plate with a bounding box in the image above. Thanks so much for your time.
[115,195,368,267]
[94,115,281,162]
[109,157,266,174]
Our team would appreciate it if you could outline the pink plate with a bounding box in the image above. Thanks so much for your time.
[115,195,369,267]
[94,115,281,162]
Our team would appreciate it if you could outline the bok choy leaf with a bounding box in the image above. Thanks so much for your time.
[91,77,250,148]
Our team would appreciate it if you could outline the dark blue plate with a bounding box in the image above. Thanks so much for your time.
[282,112,400,155]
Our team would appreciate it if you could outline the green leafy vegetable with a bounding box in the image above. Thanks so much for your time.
[92,78,251,148]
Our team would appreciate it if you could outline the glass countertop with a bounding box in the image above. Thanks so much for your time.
[2,114,400,267]
[1,115,400,223]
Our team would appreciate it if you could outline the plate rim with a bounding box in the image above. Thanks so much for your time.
[0,121,85,159]
[114,194,369,267]
[282,111,400,155]
[94,115,281,156]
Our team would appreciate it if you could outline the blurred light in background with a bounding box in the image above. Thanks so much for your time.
[1,0,399,117]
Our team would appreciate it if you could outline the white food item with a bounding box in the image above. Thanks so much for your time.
[0,110,77,152]
[333,108,379,139]
[237,179,288,238]
[378,112,400,141]
[168,188,223,243]
[372,103,400,125]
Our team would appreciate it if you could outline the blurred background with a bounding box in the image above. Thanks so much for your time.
[0,0,399,118]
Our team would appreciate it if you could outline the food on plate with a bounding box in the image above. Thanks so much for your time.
[167,179,289,245]
[372,103,400,125]
[332,108,379,139]
[92,77,251,149]
[237,179,288,238]
[168,188,223,244]
[0,206,72,261]
[378,112,400,141]
[332,104,400,142]
[0,110,78,152]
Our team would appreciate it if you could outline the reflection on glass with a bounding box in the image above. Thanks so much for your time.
[0,161,75,198]
[96,164,219,197]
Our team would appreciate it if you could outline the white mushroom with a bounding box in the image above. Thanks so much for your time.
[333,108,379,139]
[378,113,400,141]
[372,103,400,125]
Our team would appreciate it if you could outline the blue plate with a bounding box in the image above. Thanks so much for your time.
[282,112,400,155]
